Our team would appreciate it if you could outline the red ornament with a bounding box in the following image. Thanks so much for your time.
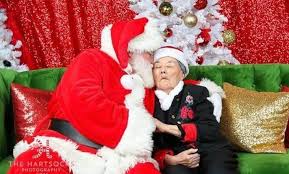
[152,0,158,6]
[197,28,211,46]
[196,56,204,65]
[164,28,173,37]
[194,0,208,10]
[213,41,223,47]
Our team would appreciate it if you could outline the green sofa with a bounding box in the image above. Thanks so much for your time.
[0,64,289,174]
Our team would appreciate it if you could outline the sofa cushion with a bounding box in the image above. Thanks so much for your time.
[0,69,18,160]
[280,64,289,87]
[188,64,256,89]
[13,68,65,90]
[188,66,223,86]
[253,64,281,92]
[10,83,52,142]
[238,150,289,174]
[221,65,255,90]
[221,83,289,153]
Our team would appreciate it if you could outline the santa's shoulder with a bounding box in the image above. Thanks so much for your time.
[68,48,119,68]
[184,84,209,97]
[184,78,225,98]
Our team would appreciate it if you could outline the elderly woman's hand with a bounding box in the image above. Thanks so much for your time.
[153,118,167,133]
[164,148,200,168]
[154,118,183,137]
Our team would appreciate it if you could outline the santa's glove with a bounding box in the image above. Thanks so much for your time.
[120,74,146,109]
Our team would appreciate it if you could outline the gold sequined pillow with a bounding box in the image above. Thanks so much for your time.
[220,83,289,153]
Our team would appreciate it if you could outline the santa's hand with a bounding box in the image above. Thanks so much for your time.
[120,74,144,90]
[121,74,146,108]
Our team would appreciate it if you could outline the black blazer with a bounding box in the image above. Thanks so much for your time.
[153,84,230,155]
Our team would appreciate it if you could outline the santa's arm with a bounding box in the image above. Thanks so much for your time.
[60,51,129,149]
[185,78,224,122]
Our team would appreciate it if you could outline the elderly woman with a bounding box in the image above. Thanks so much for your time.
[152,46,238,174]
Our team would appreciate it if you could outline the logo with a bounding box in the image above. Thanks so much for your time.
[32,139,52,159]
[10,138,73,174]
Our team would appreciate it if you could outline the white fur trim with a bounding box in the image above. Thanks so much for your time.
[207,93,222,123]
[121,74,144,90]
[112,74,158,173]
[199,78,225,98]
[13,139,30,158]
[13,136,105,174]
[100,24,119,64]
[98,147,159,174]
[197,78,224,122]
[116,74,156,157]
[128,18,164,53]
[155,81,184,111]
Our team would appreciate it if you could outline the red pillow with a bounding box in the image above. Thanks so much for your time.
[282,86,289,92]
[11,83,53,142]
[282,85,289,148]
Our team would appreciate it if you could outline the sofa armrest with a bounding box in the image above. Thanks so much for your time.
[0,69,17,160]
[0,155,13,174]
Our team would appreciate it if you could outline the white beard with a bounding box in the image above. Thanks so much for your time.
[129,54,154,88]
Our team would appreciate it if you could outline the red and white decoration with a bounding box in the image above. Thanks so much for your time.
[0,8,28,71]
[129,0,240,65]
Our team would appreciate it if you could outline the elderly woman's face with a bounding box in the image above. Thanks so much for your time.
[153,57,185,93]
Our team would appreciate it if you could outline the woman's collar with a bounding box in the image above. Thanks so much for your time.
[155,81,184,111]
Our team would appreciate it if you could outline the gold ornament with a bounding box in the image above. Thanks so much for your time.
[159,2,173,16]
[183,13,198,28]
[222,29,236,44]
[218,60,230,65]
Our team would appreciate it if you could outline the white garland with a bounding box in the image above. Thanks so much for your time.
[129,0,240,65]
[0,8,28,71]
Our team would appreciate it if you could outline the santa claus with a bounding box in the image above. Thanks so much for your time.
[8,17,164,174]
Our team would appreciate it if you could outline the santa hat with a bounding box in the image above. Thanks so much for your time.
[154,45,189,76]
[101,17,164,72]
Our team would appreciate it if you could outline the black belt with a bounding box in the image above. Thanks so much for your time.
[49,119,103,149]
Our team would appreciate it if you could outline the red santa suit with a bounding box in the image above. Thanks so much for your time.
[8,17,164,174]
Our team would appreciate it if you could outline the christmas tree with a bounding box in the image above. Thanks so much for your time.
[129,0,240,65]
[0,8,28,71]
